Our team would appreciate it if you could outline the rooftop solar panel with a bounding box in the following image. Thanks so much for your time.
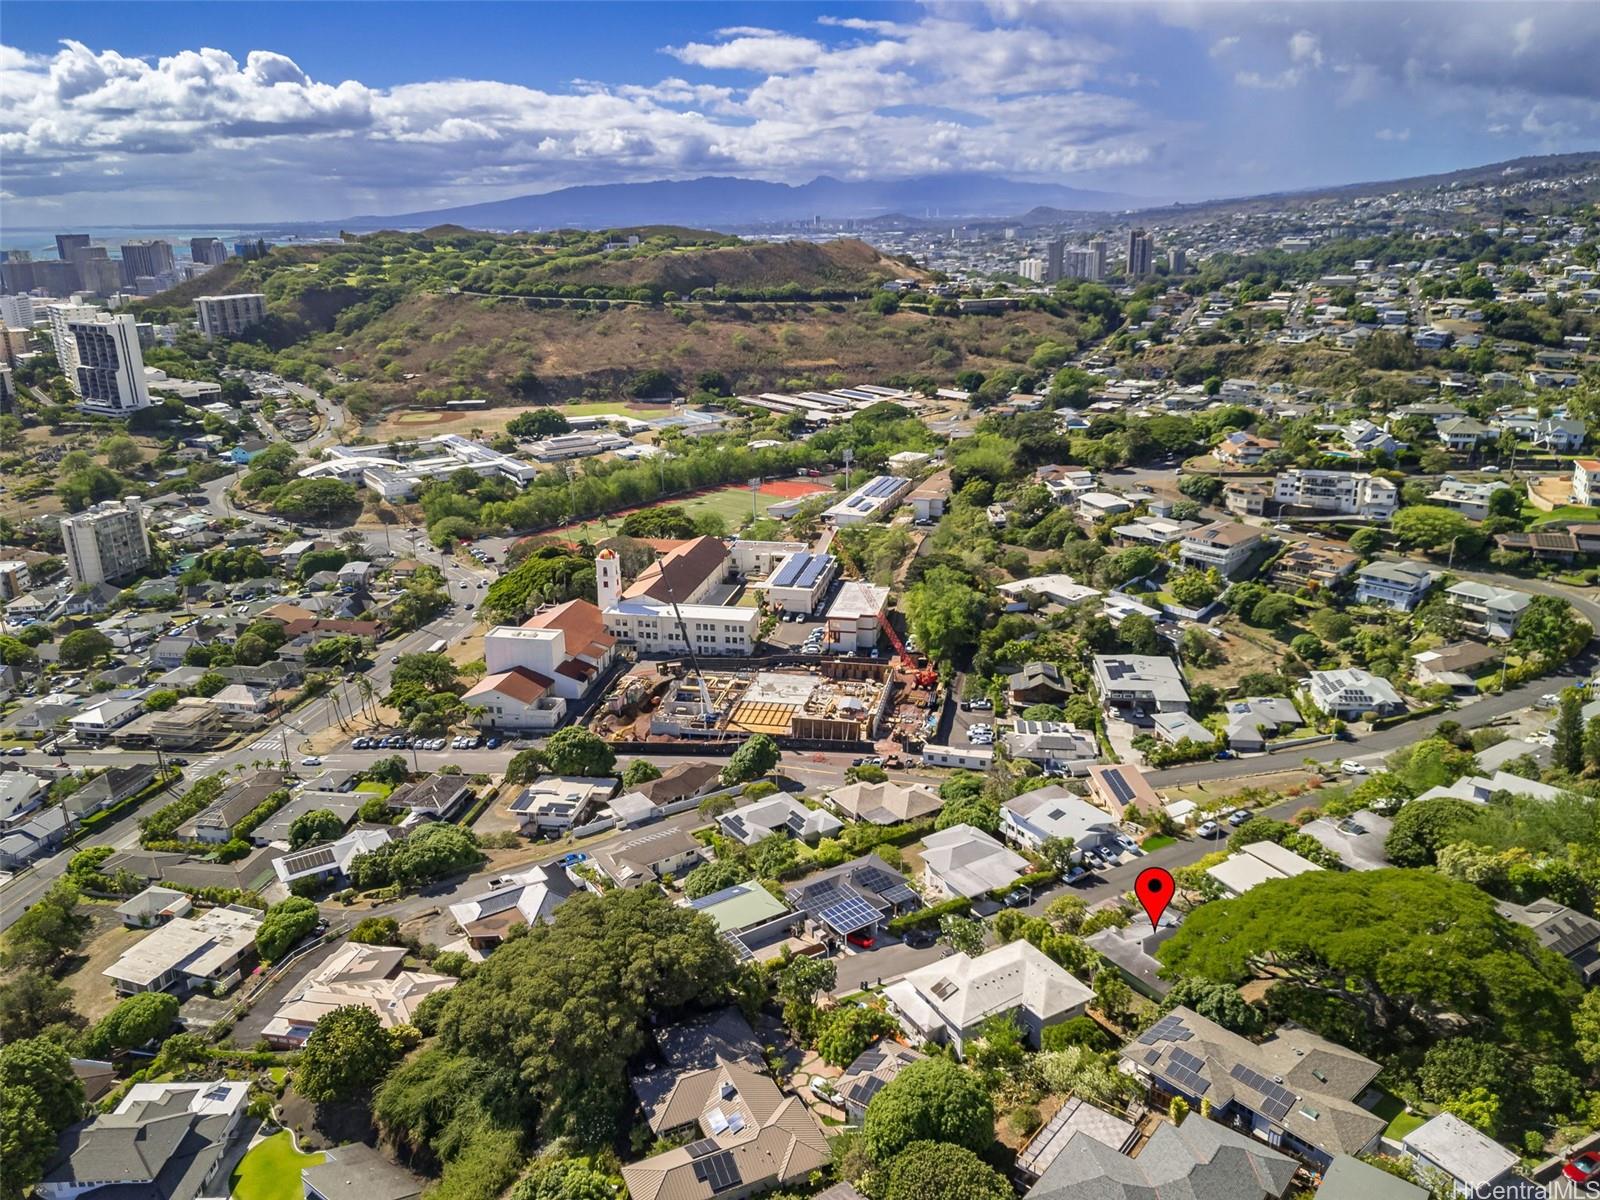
[820,896,881,935]
[796,555,831,588]
[1106,770,1136,804]
[795,881,848,914]
[771,555,808,588]
[1170,1049,1206,1073]
[690,884,753,909]
[881,884,920,908]
[850,1049,886,1073]
[784,813,807,834]
[283,845,337,873]
[692,1150,742,1194]
[847,1075,887,1106]
[686,1139,719,1159]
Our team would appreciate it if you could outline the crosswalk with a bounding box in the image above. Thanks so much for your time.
[247,736,282,752]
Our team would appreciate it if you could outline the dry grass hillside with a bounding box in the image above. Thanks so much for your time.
[544,238,925,294]
[334,293,1080,406]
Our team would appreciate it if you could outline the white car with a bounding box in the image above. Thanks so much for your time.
[300,756,323,767]
[1340,759,1368,775]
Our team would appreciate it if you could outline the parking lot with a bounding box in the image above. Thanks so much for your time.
[947,699,999,750]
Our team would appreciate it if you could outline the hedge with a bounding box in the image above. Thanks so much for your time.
[230,789,291,841]
[889,896,971,934]
[988,869,1058,900]
[140,775,226,842]
[1369,702,1449,731]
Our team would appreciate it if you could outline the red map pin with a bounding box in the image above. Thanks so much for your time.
[1135,867,1175,931]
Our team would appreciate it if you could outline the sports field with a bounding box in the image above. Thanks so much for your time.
[554,477,833,538]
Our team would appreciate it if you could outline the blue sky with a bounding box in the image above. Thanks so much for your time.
[2,1,1596,225]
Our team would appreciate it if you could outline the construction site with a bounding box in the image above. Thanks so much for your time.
[588,657,940,749]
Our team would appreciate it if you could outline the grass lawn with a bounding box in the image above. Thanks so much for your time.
[1370,1091,1426,1140]
[231,1132,324,1200]
[558,482,815,539]
[1526,504,1600,526]
[355,781,394,798]
[1142,834,1178,851]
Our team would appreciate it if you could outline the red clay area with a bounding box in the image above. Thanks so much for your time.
[759,478,832,498]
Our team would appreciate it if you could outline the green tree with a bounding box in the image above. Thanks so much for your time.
[1093,971,1133,1023]
[1515,595,1588,662]
[816,1004,899,1067]
[0,1037,84,1132]
[389,651,460,692]
[288,808,344,848]
[939,914,987,957]
[1553,687,1585,774]
[296,1004,400,1102]
[1,879,87,969]
[1443,1086,1502,1136]
[1249,593,1298,630]
[509,1158,618,1200]
[882,1141,1013,1200]
[59,628,115,668]
[82,991,179,1056]
[542,727,617,777]
[682,858,745,900]
[1,1082,57,1200]
[0,972,76,1043]
[617,506,700,539]
[255,896,320,963]
[505,409,572,439]
[905,565,987,664]
[621,760,663,789]
[349,916,403,945]
[1168,570,1220,609]
[935,792,1001,835]
[1348,527,1385,557]
[720,733,779,785]
[143,688,180,711]
[1390,505,1475,554]
[863,1056,995,1160]
[1383,796,1478,868]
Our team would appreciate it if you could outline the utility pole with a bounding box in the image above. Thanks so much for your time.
[842,448,854,493]
[750,476,761,522]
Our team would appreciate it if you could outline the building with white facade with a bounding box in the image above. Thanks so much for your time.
[194,293,267,339]
[824,580,890,653]
[52,308,152,415]
[1091,655,1188,713]
[300,434,539,500]
[823,474,913,525]
[61,497,152,586]
[1305,668,1405,720]
[1426,479,1512,521]
[1574,459,1600,507]
[466,599,618,730]
[1178,521,1264,578]
[596,542,759,656]
[1445,580,1531,640]
[1354,560,1436,611]
[46,301,96,379]
[102,904,263,995]
[757,550,837,616]
[1272,469,1397,518]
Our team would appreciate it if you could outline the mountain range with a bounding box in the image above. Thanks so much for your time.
[341,173,1149,232]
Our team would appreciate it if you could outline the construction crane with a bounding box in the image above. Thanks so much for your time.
[656,555,718,727]
[829,535,938,689]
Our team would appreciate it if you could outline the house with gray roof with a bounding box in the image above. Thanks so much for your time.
[1317,1153,1426,1200]
[1222,697,1303,752]
[1024,1105,1298,1200]
[1400,1113,1540,1198]
[718,794,842,846]
[919,823,1029,899]
[1091,654,1189,714]
[37,1081,251,1200]
[1305,668,1404,720]
[1355,560,1437,612]
[302,1143,424,1200]
[1119,1005,1384,1171]
[1495,897,1600,985]
[1298,810,1393,871]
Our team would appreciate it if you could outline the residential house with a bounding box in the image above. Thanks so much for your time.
[114,698,227,750]
[1435,416,1493,451]
[718,794,842,845]
[1354,560,1436,611]
[61,763,158,820]
[260,941,457,1048]
[622,1060,829,1200]
[685,881,795,952]
[1002,786,1126,859]
[37,1081,252,1200]
[1178,521,1264,579]
[302,1143,425,1200]
[592,826,706,887]
[1023,1108,1297,1200]
[885,940,1092,1055]
[0,806,70,869]
[1206,840,1323,897]
[387,773,472,823]
[1110,515,1199,549]
[1305,668,1405,719]
[1532,417,1586,453]
[115,885,193,928]
[1091,655,1189,714]
[0,769,46,829]
[1084,914,1183,998]
[831,1043,923,1124]
[630,761,726,808]
[1270,541,1358,592]
[1299,811,1394,871]
[1152,711,1214,747]
[1342,419,1401,458]
[784,855,922,941]
[1573,458,1600,507]
[1416,770,1568,805]
[103,904,264,995]
[1085,763,1162,817]
[919,823,1029,899]
[1400,1113,1538,1199]
[1444,580,1531,639]
[1120,1006,1384,1170]
[271,827,398,889]
[67,698,143,743]
[1214,430,1279,465]
[1007,661,1073,707]
[825,779,942,825]
[1272,470,1397,518]
[187,768,291,844]
[1495,898,1600,985]
[448,863,578,952]
[998,575,1103,609]
[1002,721,1099,771]
[1425,479,1512,521]
[1317,1154,1427,1200]
[506,775,617,835]
[1224,482,1269,517]
[1222,697,1303,752]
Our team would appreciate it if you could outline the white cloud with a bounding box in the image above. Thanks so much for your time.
[1375,127,1410,142]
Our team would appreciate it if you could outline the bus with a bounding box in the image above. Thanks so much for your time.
[426,638,447,655]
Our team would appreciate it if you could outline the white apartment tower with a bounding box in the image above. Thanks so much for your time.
[195,293,268,339]
[46,302,98,380]
[61,497,152,586]
[68,313,151,415]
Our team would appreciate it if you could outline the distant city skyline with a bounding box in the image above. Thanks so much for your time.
[2,0,1597,226]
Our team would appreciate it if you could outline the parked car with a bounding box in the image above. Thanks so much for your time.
[1226,808,1252,827]
[1196,820,1221,838]
[965,698,993,711]
[1212,749,1234,760]
[6,747,26,757]
[1564,1152,1600,1184]
[1340,759,1368,775]
[902,927,936,949]
[1003,888,1030,907]
[556,852,588,868]
[846,930,877,950]
[485,736,500,749]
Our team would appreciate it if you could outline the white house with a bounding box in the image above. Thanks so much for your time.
[1177,521,1264,578]
[1001,787,1124,859]
[1354,560,1436,611]
[1444,580,1531,639]
[919,823,1029,899]
[1400,1114,1527,1199]
[1305,668,1404,719]
[1272,470,1397,518]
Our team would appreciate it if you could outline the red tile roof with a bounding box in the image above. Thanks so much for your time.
[465,666,553,705]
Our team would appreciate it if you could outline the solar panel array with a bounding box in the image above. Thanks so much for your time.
[685,1139,719,1159]
[1170,1049,1206,1074]
[849,1048,887,1073]
[784,812,808,835]
[820,895,880,935]
[1137,1015,1193,1045]
[863,476,903,498]
[852,866,902,895]
[846,1074,887,1107]
[1165,1065,1211,1096]
[691,1150,742,1194]
[690,884,753,910]
[281,845,337,874]
[473,888,524,918]
[1104,769,1137,805]
[795,880,848,915]
[1230,1064,1296,1122]
[771,554,811,588]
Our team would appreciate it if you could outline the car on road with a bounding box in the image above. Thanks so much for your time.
[390,655,400,664]
[1226,808,1252,827]
[1564,1152,1600,1184]
[555,852,588,868]
[300,756,323,767]
[1273,523,1293,532]
[1341,759,1368,775]
[965,698,993,711]
[1196,820,1221,838]
[1003,888,1031,907]
[1538,693,1561,708]
[169,757,190,767]
[1213,749,1234,760]
[902,927,936,949]
[485,736,500,749]
[6,747,25,757]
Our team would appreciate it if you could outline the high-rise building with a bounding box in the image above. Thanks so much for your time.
[1062,249,1096,280]
[0,294,36,328]
[235,239,270,261]
[1126,229,1154,277]
[24,261,79,296]
[0,259,35,293]
[67,312,152,416]
[0,325,30,366]
[0,364,13,414]
[1017,257,1047,283]
[1044,238,1065,283]
[46,302,98,380]
[61,498,151,587]
[1167,247,1187,274]
[119,240,176,287]
[194,293,268,339]
[190,237,229,267]
[77,255,122,296]
[56,234,92,263]
[1087,238,1108,281]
